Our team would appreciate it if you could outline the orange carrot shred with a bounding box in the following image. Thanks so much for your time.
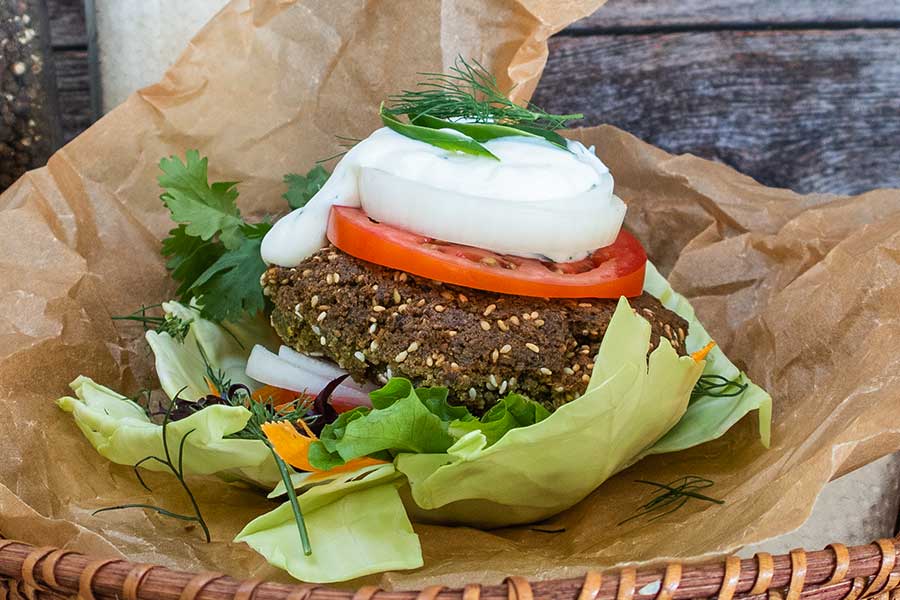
[295,418,317,439]
[261,420,387,478]
[262,421,317,472]
[205,378,219,396]
[691,341,716,362]
[252,384,300,407]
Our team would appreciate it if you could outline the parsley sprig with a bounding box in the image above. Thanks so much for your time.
[283,166,329,210]
[159,151,328,324]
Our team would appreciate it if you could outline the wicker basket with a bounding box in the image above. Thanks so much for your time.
[1,535,898,600]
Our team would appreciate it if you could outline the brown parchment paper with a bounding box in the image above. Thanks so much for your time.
[2,0,900,589]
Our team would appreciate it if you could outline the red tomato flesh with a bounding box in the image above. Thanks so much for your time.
[326,206,647,298]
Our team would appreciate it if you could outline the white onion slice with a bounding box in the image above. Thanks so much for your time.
[246,345,372,406]
[277,346,372,393]
[359,167,626,263]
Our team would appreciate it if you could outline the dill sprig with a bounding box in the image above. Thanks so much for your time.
[93,388,211,542]
[619,475,724,525]
[194,344,314,556]
[112,304,192,342]
[386,56,581,130]
[691,374,748,401]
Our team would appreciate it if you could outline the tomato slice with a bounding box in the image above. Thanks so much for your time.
[326,206,647,298]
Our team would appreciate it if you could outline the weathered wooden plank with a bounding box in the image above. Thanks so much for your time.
[53,49,92,142]
[571,0,900,30]
[533,29,900,195]
[47,0,86,47]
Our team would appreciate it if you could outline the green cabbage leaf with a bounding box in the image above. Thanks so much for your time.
[57,376,280,486]
[234,464,421,583]
[642,263,772,453]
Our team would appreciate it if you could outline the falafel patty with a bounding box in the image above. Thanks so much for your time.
[262,245,689,413]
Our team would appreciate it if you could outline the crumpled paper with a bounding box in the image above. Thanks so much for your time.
[1,0,899,590]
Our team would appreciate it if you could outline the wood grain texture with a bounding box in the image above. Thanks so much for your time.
[532,29,900,195]
[571,0,900,30]
[46,0,86,47]
[53,49,92,142]
[45,0,91,142]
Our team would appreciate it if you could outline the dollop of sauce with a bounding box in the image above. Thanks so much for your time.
[261,127,622,266]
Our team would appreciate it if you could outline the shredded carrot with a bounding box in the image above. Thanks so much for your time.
[691,341,716,362]
[295,417,317,438]
[261,420,387,480]
[252,384,301,407]
[261,421,318,471]
[205,378,219,396]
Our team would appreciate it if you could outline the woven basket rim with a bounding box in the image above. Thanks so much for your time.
[0,535,898,600]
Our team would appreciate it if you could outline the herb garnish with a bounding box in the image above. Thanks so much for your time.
[283,165,330,210]
[691,374,748,401]
[619,476,724,525]
[112,304,192,342]
[380,104,500,160]
[93,388,212,542]
[159,151,270,323]
[159,151,330,324]
[386,56,581,129]
[383,56,582,155]
[530,526,566,534]
[193,346,316,556]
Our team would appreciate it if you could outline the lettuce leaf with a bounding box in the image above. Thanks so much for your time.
[450,394,550,446]
[308,380,457,469]
[642,263,772,453]
[307,379,548,470]
[235,464,421,583]
[57,376,280,487]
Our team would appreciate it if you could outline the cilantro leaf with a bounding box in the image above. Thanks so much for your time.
[159,150,245,250]
[162,225,225,300]
[283,166,329,210]
[159,151,272,323]
[188,223,272,322]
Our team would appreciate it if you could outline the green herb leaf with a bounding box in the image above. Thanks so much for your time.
[283,166,330,210]
[162,225,225,300]
[111,304,193,342]
[188,223,271,322]
[159,150,245,250]
[619,476,724,526]
[409,114,570,151]
[159,151,272,323]
[90,397,212,543]
[386,56,582,131]
[380,105,499,160]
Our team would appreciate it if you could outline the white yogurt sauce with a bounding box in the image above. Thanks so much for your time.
[261,127,624,266]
